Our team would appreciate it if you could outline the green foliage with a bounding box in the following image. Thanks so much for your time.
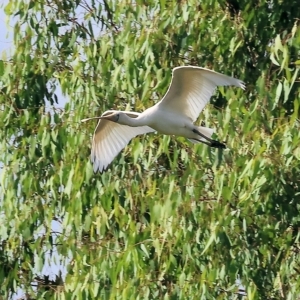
[1,0,300,299]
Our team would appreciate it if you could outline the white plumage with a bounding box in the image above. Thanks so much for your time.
[82,66,245,172]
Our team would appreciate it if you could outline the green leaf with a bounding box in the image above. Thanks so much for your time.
[0,60,4,76]
[140,244,149,258]
[4,2,13,14]
[273,81,282,109]
[64,167,75,197]
[201,230,216,255]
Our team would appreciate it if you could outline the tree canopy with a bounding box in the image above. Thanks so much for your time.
[1,0,300,299]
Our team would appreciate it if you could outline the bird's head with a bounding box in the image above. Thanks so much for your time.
[98,111,139,126]
[100,112,121,123]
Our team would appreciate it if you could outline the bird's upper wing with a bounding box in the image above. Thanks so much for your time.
[91,111,155,172]
[157,66,245,122]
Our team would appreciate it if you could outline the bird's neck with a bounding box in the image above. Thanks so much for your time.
[121,114,147,127]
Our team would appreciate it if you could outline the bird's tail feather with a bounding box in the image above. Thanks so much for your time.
[188,126,214,144]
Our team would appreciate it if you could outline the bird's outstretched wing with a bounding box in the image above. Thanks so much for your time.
[158,66,245,122]
[90,111,155,172]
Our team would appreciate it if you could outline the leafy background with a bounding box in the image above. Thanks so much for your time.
[1,0,300,299]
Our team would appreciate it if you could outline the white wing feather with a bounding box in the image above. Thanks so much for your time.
[91,111,155,172]
[158,66,245,122]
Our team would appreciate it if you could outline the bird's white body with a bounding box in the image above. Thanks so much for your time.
[138,105,190,135]
[82,66,245,172]
[139,105,208,139]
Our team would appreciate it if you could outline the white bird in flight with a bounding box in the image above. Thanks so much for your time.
[82,66,245,172]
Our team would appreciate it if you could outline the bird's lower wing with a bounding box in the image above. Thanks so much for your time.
[92,119,154,172]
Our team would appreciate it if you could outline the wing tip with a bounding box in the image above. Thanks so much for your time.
[173,66,246,90]
[238,80,246,90]
[92,158,107,173]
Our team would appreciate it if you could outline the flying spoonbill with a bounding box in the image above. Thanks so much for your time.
[82,66,245,172]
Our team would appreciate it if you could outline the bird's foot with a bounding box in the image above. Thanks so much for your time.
[211,140,226,149]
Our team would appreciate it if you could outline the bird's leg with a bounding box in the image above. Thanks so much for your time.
[210,140,226,149]
[192,129,226,149]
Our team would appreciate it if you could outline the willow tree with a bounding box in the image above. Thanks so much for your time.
[1,0,300,299]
